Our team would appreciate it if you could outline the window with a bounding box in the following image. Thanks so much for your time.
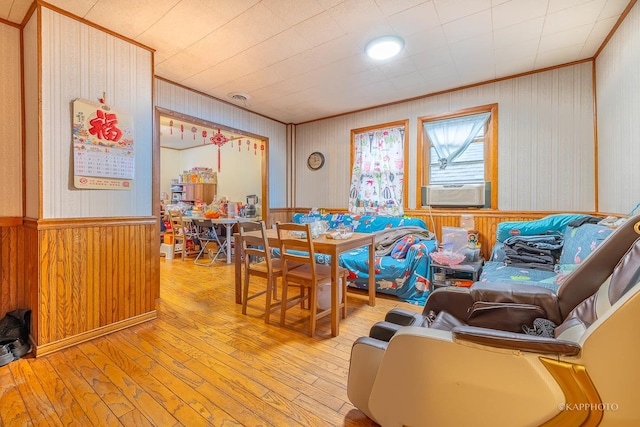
[417,104,498,208]
[349,120,409,216]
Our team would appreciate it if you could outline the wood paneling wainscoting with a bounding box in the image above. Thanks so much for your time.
[0,218,27,317]
[22,217,160,357]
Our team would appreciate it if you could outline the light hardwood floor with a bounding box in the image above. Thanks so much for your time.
[1,257,423,426]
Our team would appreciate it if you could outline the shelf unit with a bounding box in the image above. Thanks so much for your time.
[171,184,186,202]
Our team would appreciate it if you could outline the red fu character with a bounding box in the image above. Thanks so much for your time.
[89,110,123,142]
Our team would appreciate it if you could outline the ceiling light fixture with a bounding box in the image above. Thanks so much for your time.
[365,35,405,60]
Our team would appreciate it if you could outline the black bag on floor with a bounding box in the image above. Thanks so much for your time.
[0,309,31,345]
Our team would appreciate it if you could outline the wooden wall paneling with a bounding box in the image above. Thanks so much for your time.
[34,220,157,354]
[0,224,26,316]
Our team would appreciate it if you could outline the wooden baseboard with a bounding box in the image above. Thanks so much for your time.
[32,311,157,357]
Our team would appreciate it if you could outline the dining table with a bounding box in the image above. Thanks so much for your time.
[234,227,376,337]
[184,215,256,264]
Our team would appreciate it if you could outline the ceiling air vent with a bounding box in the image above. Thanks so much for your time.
[229,92,250,106]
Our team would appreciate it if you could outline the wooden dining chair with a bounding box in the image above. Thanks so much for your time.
[239,220,283,324]
[276,222,348,337]
[167,210,197,261]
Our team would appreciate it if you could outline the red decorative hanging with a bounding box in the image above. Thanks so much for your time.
[209,129,229,173]
[260,143,265,156]
[169,120,173,134]
[202,130,207,144]
[180,124,184,140]
[254,143,257,155]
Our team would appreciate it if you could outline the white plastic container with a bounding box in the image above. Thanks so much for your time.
[460,214,475,230]
[317,282,343,310]
[441,226,469,252]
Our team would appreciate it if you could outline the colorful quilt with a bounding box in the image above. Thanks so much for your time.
[291,213,437,305]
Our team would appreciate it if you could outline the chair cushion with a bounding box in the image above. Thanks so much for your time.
[390,235,418,259]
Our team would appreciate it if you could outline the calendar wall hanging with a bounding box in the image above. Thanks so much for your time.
[72,98,134,190]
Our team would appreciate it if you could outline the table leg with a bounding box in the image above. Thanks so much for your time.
[225,224,234,264]
[234,232,242,304]
[331,248,339,337]
[368,235,375,306]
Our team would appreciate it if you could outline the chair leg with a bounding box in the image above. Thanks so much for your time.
[265,277,273,325]
[309,286,317,337]
[280,278,289,327]
[241,268,251,315]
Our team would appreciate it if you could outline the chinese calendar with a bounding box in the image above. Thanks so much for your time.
[72,99,134,189]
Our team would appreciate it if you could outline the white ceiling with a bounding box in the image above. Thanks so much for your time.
[2,0,632,124]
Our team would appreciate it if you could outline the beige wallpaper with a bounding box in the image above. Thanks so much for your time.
[0,22,23,217]
[37,7,153,218]
[295,63,596,212]
[596,1,640,215]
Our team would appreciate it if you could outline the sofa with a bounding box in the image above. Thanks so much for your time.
[478,214,614,292]
[291,213,437,305]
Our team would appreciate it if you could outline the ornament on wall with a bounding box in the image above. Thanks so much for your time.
[202,130,207,144]
[191,126,197,140]
[260,143,265,156]
[180,124,184,139]
[247,140,250,151]
[169,119,173,134]
[209,129,229,173]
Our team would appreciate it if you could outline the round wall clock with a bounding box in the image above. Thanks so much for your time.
[307,151,325,170]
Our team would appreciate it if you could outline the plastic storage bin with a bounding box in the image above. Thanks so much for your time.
[317,282,343,310]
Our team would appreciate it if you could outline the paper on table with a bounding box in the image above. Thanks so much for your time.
[326,231,353,240]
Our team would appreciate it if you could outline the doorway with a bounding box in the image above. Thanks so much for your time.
[156,107,268,219]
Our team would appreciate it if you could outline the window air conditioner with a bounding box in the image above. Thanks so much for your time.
[422,183,486,207]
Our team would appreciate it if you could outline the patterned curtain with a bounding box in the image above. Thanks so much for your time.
[349,126,404,216]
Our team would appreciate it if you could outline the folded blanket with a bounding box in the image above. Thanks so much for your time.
[374,226,435,256]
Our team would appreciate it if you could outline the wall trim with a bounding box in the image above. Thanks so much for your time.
[0,217,23,227]
[29,216,157,230]
[33,311,157,357]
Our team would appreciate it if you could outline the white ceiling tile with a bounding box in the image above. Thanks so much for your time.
[433,0,492,24]
[7,0,630,123]
[291,10,346,47]
[539,23,593,53]
[492,0,549,30]
[543,0,608,35]
[534,43,584,68]
[599,0,630,19]
[375,0,431,16]
[442,9,492,44]
[261,0,325,25]
[327,0,386,33]
[388,1,440,36]
[494,37,539,63]
[83,0,181,39]
[493,17,544,49]
[579,35,605,56]
[590,15,619,38]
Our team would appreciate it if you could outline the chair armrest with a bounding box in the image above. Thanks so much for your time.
[452,325,581,356]
[384,308,424,326]
[470,281,562,324]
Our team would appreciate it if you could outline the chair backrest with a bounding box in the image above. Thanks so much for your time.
[556,215,640,319]
[556,237,640,342]
[276,222,317,278]
[167,210,186,238]
[238,220,272,269]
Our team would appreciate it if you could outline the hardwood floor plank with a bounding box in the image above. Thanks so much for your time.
[77,341,181,427]
[3,259,422,426]
[60,346,135,418]
[8,359,63,426]
[29,357,93,426]
[0,364,32,426]
[46,351,123,426]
